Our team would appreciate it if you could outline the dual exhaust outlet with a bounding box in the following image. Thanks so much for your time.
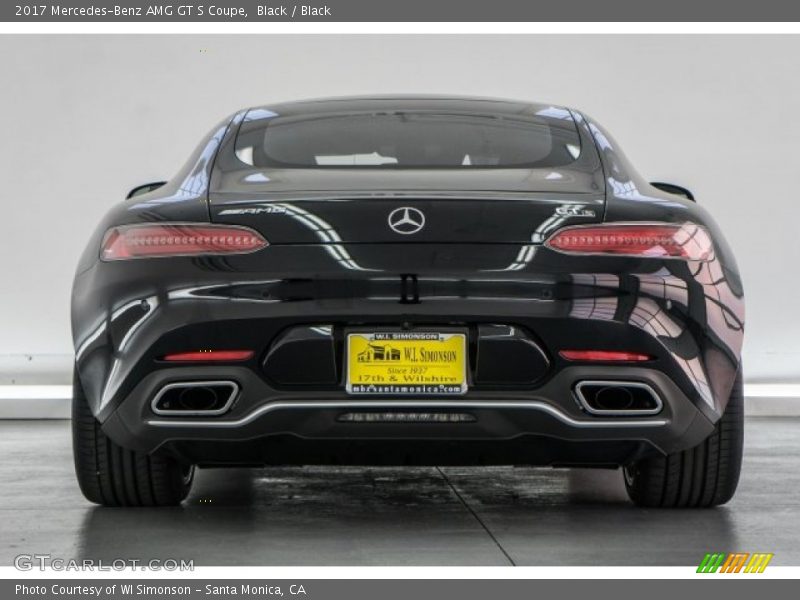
[575,380,663,415]
[151,381,239,416]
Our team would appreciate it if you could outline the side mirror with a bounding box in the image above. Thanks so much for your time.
[650,182,695,202]
[126,181,167,200]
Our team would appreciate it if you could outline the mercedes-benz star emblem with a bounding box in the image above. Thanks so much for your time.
[388,207,426,235]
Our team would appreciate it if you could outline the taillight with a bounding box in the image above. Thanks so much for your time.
[545,222,713,261]
[559,350,653,362]
[101,223,268,261]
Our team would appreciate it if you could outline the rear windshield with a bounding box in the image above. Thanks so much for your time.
[232,110,581,169]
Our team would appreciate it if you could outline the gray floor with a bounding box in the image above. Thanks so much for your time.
[0,418,797,566]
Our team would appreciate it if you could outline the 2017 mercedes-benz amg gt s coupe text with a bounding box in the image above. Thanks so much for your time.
[72,96,744,507]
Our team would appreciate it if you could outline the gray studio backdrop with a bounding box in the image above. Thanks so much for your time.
[0,35,797,384]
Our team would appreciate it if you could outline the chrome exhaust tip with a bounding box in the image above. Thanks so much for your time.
[151,381,238,416]
[574,381,663,416]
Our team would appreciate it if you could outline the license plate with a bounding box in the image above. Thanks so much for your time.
[346,332,467,396]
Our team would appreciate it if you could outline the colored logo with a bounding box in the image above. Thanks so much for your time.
[357,344,401,362]
[697,553,773,573]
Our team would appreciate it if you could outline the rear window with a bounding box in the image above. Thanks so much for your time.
[232,110,581,169]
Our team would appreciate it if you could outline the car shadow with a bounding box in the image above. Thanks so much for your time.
[74,466,739,566]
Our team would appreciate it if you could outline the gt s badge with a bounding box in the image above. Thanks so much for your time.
[556,206,596,217]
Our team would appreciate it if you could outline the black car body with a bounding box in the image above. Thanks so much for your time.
[71,96,744,507]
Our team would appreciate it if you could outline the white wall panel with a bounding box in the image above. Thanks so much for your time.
[0,35,797,381]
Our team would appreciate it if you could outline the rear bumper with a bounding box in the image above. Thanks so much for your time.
[101,363,715,463]
[73,243,743,465]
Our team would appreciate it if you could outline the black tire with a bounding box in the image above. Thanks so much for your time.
[623,369,744,508]
[72,367,194,506]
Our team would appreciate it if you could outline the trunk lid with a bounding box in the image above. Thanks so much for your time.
[209,168,605,244]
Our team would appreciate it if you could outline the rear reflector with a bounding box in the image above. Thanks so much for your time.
[101,223,267,261]
[545,222,713,261]
[162,350,254,362]
[559,350,653,362]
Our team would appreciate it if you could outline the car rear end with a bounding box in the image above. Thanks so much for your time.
[72,97,743,494]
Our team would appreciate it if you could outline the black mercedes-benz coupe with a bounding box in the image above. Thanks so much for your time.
[71,96,744,508]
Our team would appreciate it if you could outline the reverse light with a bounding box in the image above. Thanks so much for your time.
[101,223,268,261]
[545,222,713,261]
[559,350,653,362]
[162,350,255,362]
